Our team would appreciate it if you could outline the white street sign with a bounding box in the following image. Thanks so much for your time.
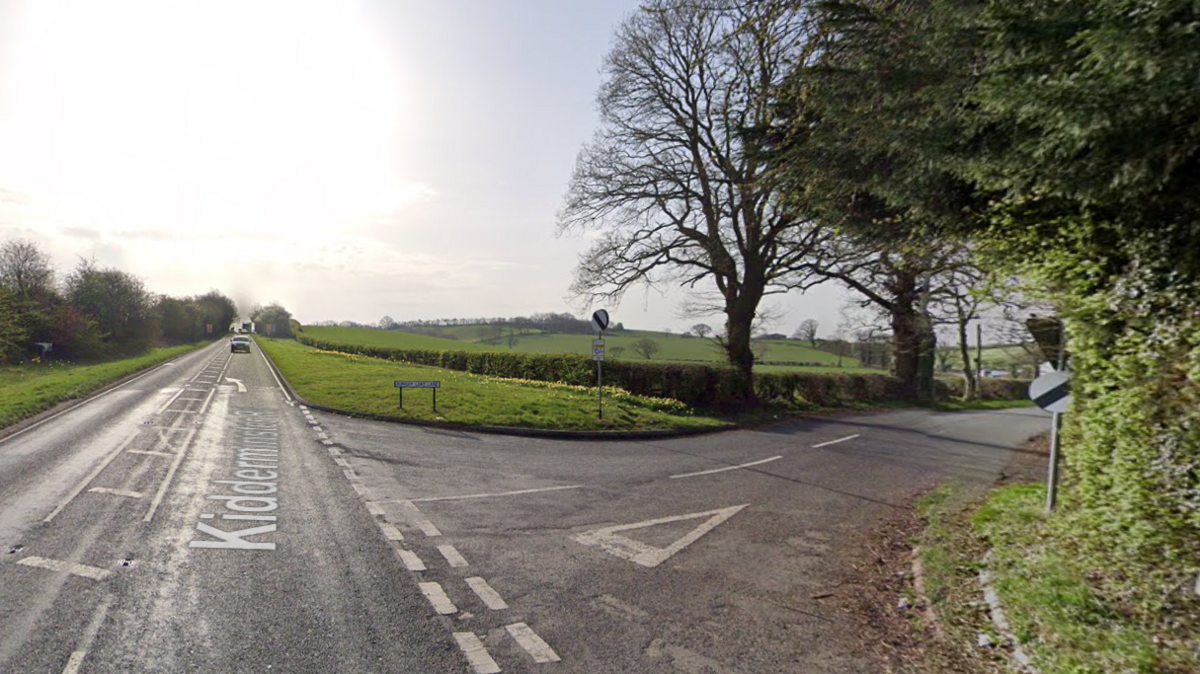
[1029,370,1071,413]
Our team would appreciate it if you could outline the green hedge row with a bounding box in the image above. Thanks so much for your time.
[296,333,1024,407]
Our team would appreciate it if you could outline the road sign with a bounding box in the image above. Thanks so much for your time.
[590,309,610,333]
[592,339,604,347]
[1029,370,1071,413]
[394,381,440,388]
[592,347,605,361]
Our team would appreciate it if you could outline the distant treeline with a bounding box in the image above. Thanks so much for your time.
[0,239,237,364]
[311,312,626,335]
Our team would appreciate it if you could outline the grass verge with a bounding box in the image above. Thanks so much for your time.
[915,474,1198,673]
[256,337,732,433]
[0,343,207,431]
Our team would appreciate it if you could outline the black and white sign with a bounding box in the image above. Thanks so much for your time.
[394,380,441,389]
[1029,371,1070,413]
[590,309,610,333]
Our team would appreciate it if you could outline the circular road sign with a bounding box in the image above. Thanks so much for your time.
[1029,370,1071,413]
[590,309,610,333]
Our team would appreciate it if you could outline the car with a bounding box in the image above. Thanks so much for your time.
[230,336,252,353]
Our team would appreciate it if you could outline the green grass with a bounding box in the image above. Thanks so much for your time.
[0,343,207,431]
[930,398,1035,412]
[300,324,872,372]
[257,337,731,432]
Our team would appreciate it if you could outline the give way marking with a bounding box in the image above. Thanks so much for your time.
[572,504,748,568]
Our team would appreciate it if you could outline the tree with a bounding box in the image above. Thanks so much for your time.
[557,0,826,396]
[609,345,626,359]
[691,323,712,339]
[632,337,661,360]
[0,239,56,301]
[792,319,819,347]
[252,303,295,338]
[379,315,396,330]
[64,258,156,355]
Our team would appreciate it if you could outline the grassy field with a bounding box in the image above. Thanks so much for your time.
[0,343,207,431]
[257,337,730,432]
[301,324,874,372]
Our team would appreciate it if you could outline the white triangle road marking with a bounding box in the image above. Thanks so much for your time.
[573,504,748,568]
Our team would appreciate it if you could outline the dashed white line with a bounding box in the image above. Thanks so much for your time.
[327,446,341,455]
[365,501,385,516]
[419,582,457,614]
[669,455,783,479]
[17,556,111,581]
[45,435,137,522]
[399,500,442,537]
[316,431,328,440]
[342,469,357,481]
[351,483,370,498]
[127,450,174,457]
[438,545,469,568]
[454,632,501,674]
[197,387,217,416]
[397,548,426,571]
[88,487,144,499]
[321,440,334,446]
[378,522,404,541]
[407,484,584,503]
[506,622,561,663]
[60,597,111,674]
[811,434,861,448]
[61,651,87,674]
[466,577,508,610]
[334,458,350,468]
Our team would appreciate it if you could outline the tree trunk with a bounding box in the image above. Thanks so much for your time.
[722,280,765,402]
[956,317,977,401]
[887,271,936,401]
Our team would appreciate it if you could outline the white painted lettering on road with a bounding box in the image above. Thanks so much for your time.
[573,504,749,568]
[190,411,281,550]
[189,522,277,550]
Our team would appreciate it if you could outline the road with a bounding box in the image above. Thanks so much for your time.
[0,338,1047,673]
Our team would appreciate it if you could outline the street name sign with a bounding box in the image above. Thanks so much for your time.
[394,381,441,388]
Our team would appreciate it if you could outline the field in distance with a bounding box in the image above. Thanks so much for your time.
[300,324,873,373]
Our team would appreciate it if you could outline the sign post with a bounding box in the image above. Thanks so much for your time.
[395,380,441,412]
[590,310,610,420]
[1028,321,1071,512]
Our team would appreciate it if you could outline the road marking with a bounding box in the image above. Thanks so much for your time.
[321,439,334,446]
[316,431,328,440]
[506,622,561,663]
[313,426,323,433]
[419,582,457,614]
[351,483,370,498]
[225,377,246,393]
[812,434,861,448]
[88,487,144,499]
[327,446,341,455]
[197,388,217,416]
[573,504,749,568]
[60,596,111,674]
[407,484,584,503]
[144,428,197,522]
[17,556,111,581]
[453,633,501,674]
[438,545,469,568]
[156,387,187,414]
[397,548,426,571]
[378,522,404,541]
[334,458,350,467]
[61,651,87,674]
[45,435,138,522]
[466,577,508,610]
[257,345,293,402]
[365,501,386,516]
[399,500,442,537]
[127,450,174,457]
[299,405,308,411]
[342,469,357,481]
[669,455,782,479]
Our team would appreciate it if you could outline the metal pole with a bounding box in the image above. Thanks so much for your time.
[597,345,604,420]
[975,322,982,382]
[433,388,437,413]
[1046,320,1067,512]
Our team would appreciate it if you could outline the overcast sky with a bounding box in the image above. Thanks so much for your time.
[0,0,849,336]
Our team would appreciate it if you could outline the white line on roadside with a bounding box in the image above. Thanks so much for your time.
[327,446,341,455]
[365,501,385,516]
[45,435,138,522]
[669,455,782,479]
[61,651,87,674]
[342,469,357,481]
[454,632,501,674]
[396,548,426,571]
[351,483,369,498]
[419,582,457,614]
[127,450,174,457]
[316,432,328,440]
[334,458,350,468]
[399,500,442,537]
[378,522,404,541]
[406,484,584,503]
[60,597,111,674]
[811,434,861,448]
[143,428,196,522]
[506,622,561,663]
[156,387,187,414]
[17,556,111,581]
[88,487,144,499]
[438,545,469,568]
[321,439,333,446]
[197,387,217,416]
[466,577,508,610]
[257,344,293,402]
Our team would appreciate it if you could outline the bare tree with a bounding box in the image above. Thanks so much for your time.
[792,318,819,347]
[691,323,712,338]
[379,315,396,330]
[0,239,56,301]
[557,0,825,395]
[632,337,661,359]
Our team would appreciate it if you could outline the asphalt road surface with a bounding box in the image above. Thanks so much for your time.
[0,339,1047,673]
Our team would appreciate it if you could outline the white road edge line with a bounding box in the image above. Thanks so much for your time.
[378,522,404,541]
[466,577,508,610]
[88,487,144,499]
[453,632,501,674]
[419,582,457,614]
[44,434,138,522]
[811,434,861,448]
[399,500,442,537]
[17,556,111,581]
[438,545,469,568]
[143,428,197,522]
[406,484,584,503]
[60,597,111,674]
[396,548,426,571]
[669,455,783,479]
[197,387,217,416]
[257,342,293,402]
[127,450,174,457]
[506,622,561,663]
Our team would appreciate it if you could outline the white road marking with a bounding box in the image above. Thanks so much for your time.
[143,428,197,522]
[365,501,386,516]
[669,455,782,479]
[197,388,217,416]
[342,469,357,481]
[453,633,501,674]
[156,387,187,414]
[399,500,443,537]
[333,458,350,468]
[316,432,328,440]
[127,450,174,457]
[327,446,341,455]
[466,577,508,610]
[811,434,861,448]
[397,548,426,571]
[419,581,458,614]
[378,522,404,541]
[321,440,333,446]
[438,545,469,568]
[506,622,561,663]
[88,487,144,499]
[61,651,87,674]
[225,377,246,393]
[313,426,323,433]
[257,345,293,402]
[45,435,138,522]
[573,504,749,568]
[351,483,370,498]
[60,597,111,674]
[17,556,111,581]
[408,484,584,503]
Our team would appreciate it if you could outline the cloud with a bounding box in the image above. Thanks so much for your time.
[61,226,102,240]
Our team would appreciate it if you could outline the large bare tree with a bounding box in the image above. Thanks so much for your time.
[557,0,824,393]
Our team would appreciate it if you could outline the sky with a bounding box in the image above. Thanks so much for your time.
[0,0,850,337]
